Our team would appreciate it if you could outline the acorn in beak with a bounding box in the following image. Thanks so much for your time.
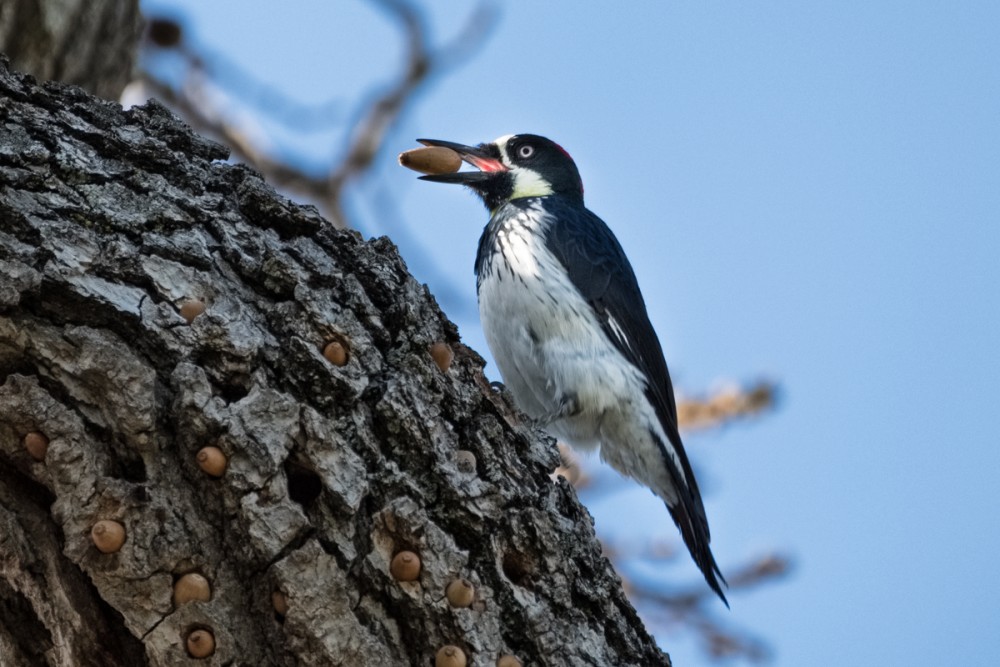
[413,138,507,183]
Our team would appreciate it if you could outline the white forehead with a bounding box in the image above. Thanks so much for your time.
[494,134,516,163]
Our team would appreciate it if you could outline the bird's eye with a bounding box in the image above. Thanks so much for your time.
[517,144,535,159]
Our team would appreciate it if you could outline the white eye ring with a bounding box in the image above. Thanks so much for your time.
[518,144,535,159]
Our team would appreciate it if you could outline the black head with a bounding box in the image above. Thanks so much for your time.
[417,134,584,211]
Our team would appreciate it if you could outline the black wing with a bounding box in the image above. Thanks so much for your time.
[539,197,728,604]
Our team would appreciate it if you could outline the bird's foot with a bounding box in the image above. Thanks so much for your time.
[531,394,580,428]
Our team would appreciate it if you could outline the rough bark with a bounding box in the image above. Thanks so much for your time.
[0,0,141,100]
[0,57,669,666]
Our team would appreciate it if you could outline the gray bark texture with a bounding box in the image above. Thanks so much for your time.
[0,58,669,666]
[0,0,141,100]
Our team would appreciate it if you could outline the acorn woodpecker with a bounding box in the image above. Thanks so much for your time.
[417,134,728,605]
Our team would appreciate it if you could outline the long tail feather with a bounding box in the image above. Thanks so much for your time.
[667,502,728,607]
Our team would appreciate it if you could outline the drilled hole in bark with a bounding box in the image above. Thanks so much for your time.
[82,420,147,483]
[0,358,36,386]
[216,381,250,404]
[285,461,322,507]
[127,485,150,502]
[501,552,535,588]
[111,455,147,483]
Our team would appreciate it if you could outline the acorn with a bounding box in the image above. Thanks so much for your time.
[91,520,126,554]
[398,146,462,175]
[186,629,215,658]
[323,341,348,366]
[272,590,289,616]
[173,573,211,605]
[445,578,474,608]
[23,431,49,461]
[435,645,467,667]
[196,446,227,477]
[390,550,421,582]
[179,298,206,324]
[497,656,523,667]
[455,450,476,474]
[429,342,454,373]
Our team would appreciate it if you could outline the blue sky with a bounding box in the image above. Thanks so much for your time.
[143,2,1000,664]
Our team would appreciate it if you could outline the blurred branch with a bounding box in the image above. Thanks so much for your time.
[136,0,498,228]
[677,380,777,431]
[623,549,792,663]
[326,0,496,215]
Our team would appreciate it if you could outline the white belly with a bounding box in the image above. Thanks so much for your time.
[477,218,648,451]
[475,203,684,504]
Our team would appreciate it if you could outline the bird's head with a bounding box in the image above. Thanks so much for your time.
[417,134,583,211]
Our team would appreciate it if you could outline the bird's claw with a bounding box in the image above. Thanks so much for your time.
[531,394,580,429]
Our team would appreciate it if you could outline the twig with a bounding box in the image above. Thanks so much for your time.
[676,380,778,431]
[622,552,792,662]
[137,0,498,228]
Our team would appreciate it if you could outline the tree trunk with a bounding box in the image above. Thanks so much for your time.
[0,57,668,666]
[0,0,141,101]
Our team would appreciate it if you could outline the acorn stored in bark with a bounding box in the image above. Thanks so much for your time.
[272,590,289,615]
[196,446,227,477]
[455,450,476,474]
[445,578,475,608]
[429,342,454,373]
[23,431,48,461]
[186,629,215,658]
[91,520,126,553]
[173,573,211,605]
[435,645,467,667]
[179,298,206,323]
[323,341,348,366]
[390,550,421,582]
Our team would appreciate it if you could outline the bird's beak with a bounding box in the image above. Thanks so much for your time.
[415,138,506,183]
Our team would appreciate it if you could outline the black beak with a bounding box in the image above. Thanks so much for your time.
[415,138,506,184]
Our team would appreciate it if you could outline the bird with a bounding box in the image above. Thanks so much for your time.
[416,134,728,605]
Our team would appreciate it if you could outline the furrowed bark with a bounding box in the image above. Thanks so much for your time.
[0,57,669,666]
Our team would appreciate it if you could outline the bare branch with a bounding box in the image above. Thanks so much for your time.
[677,380,778,431]
[135,1,498,228]
[325,0,499,222]
[622,552,793,663]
